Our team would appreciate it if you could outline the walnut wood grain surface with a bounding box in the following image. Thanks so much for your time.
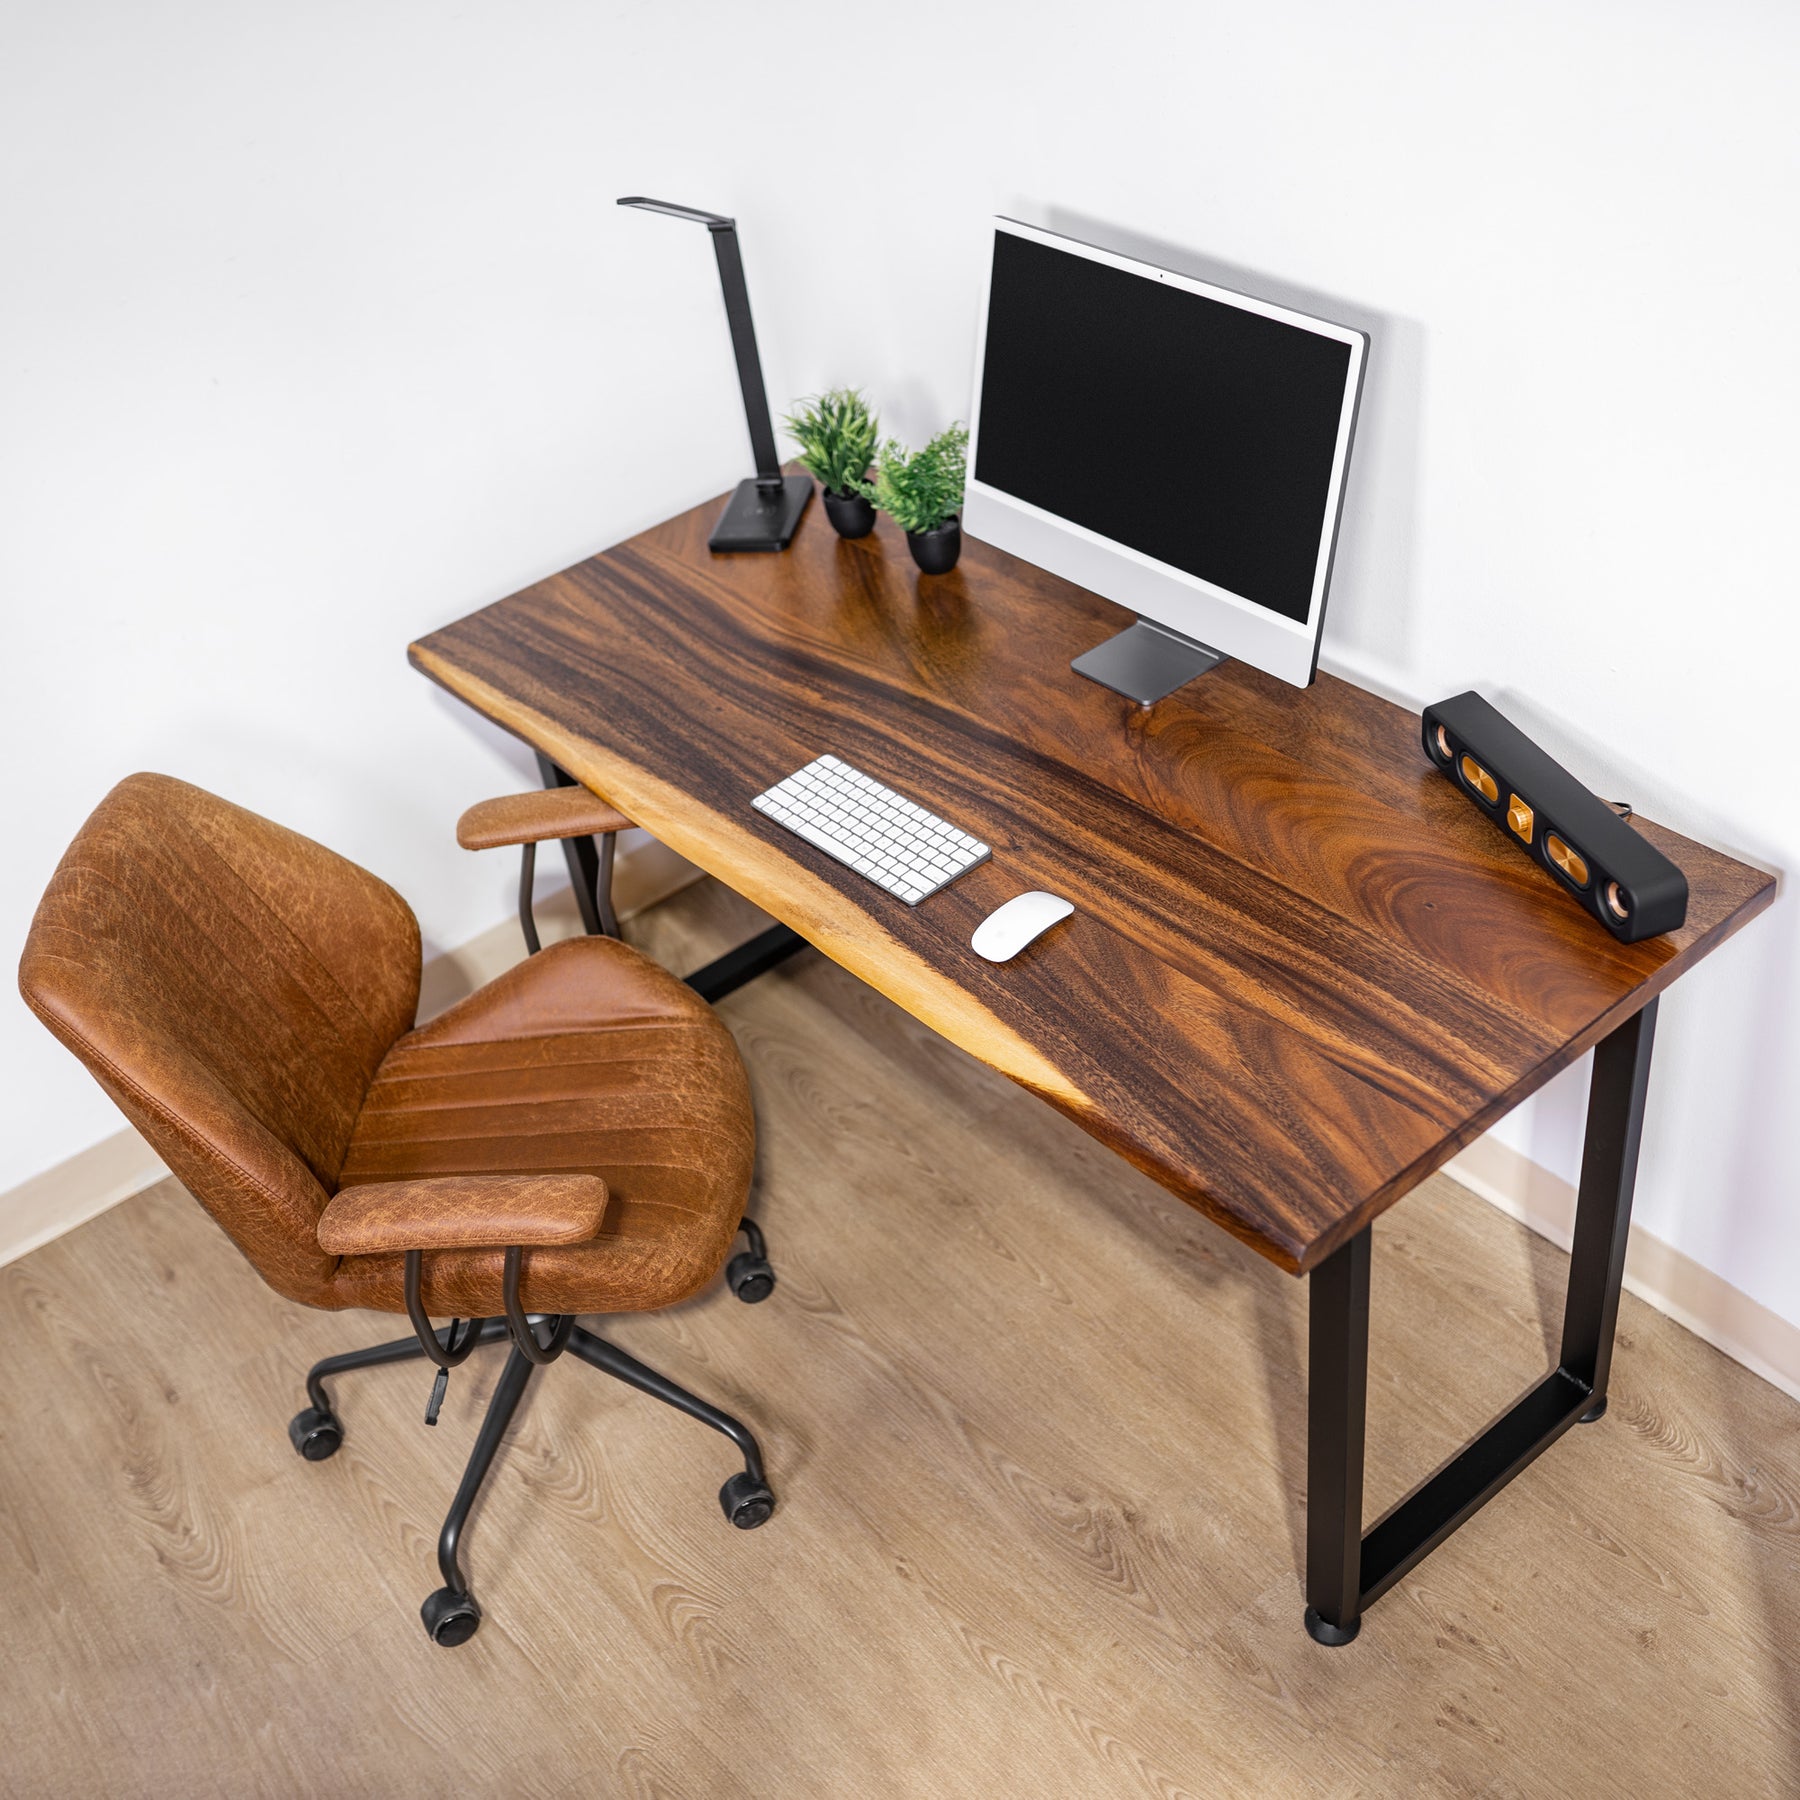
[410,487,1773,1274]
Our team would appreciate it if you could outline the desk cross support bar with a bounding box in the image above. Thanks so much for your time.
[1304,998,1659,1645]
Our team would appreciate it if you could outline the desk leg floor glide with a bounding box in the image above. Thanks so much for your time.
[1303,999,1658,1645]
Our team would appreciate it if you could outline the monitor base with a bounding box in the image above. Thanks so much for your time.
[709,475,813,553]
[1072,619,1226,707]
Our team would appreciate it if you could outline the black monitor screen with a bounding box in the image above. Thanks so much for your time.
[973,231,1354,625]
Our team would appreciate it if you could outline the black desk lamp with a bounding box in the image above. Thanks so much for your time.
[617,196,812,553]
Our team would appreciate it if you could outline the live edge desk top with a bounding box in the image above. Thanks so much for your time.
[410,489,1773,1278]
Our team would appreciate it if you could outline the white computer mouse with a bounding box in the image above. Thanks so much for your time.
[970,890,1076,963]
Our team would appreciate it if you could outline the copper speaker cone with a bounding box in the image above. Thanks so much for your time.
[1606,880,1631,919]
[1546,834,1590,888]
[1459,754,1499,805]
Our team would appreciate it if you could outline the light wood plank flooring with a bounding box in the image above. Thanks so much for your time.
[3,880,1797,1798]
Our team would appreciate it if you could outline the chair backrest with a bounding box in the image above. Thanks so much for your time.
[18,774,421,1306]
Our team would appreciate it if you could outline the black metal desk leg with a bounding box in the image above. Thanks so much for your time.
[1300,999,1659,1645]
[1305,1226,1371,1646]
[536,751,612,937]
[529,750,810,994]
[1564,998,1659,1421]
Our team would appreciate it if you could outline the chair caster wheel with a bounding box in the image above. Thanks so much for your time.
[421,1587,482,1646]
[726,1250,775,1303]
[288,1407,343,1461]
[720,1470,775,1529]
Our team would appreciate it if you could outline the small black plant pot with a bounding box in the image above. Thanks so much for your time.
[906,515,961,575]
[822,487,876,539]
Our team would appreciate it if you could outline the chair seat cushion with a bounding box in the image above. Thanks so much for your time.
[330,935,754,1316]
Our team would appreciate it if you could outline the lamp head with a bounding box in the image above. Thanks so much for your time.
[616,196,735,231]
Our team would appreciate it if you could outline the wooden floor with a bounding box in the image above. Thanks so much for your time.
[4,880,1797,1799]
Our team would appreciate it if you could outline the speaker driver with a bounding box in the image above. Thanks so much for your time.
[1546,834,1590,888]
[1459,754,1499,805]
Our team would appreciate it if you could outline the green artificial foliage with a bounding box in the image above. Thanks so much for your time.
[857,424,969,535]
[781,388,881,496]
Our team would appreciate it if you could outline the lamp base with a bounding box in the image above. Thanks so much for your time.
[709,475,813,553]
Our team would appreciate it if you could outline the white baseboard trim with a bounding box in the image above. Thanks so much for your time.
[1445,1136,1800,1405]
[1,838,703,1270]
[0,1126,170,1270]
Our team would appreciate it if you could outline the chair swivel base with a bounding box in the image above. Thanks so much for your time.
[291,1313,775,1646]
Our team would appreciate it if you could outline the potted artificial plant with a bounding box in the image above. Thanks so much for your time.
[783,388,881,538]
[859,424,969,574]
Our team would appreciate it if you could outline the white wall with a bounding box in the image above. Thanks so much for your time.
[4,1,1796,1329]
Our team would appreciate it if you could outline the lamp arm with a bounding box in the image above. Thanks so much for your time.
[706,224,784,486]
[618,194,808,545]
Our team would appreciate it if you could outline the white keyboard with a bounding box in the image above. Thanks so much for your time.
[752,755,991,905]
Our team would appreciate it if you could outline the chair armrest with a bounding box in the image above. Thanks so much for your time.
[456,787,634,851]
[317,1174,609,1256]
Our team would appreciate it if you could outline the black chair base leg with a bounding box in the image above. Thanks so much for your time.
[424,1340,540,1646]
[292,1320,511,1459]
[566,1326,775,1528]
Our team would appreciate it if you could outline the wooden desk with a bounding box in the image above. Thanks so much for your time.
[412,487,1772,1642]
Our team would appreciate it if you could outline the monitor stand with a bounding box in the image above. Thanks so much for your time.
[1071,619,1225,707]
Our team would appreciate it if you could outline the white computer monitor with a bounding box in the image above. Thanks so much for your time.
[963,218,1367,697]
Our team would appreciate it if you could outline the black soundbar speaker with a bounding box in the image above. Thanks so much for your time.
[1421,691,1687,943]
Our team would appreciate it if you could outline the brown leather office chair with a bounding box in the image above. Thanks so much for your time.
[18,772,778,1647]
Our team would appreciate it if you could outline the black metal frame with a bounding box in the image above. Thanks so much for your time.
[685,924,809,1002]
[1303,999,1659,1644]
[534,752,619,941]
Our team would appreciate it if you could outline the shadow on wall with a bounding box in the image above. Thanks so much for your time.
[1024,204,1428,676]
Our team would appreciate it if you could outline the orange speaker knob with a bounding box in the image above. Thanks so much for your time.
[1546,834,1589,888]
[1506,795,1533,843]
